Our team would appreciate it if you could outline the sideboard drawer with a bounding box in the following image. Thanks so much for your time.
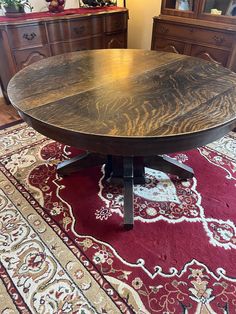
[50,37,103,55]
[47,17,103,42]
[105,13,127,33]
[8,24,47,49]
[190,45,229,66]
[152,37,186,54]
[13,46,50,70]
[155,22,233,48]
[70,17,103,39]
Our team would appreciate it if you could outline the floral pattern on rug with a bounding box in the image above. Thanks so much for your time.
[0,125,133,314]
[0,123,236,313]
[97,162,236,250]
[198,133,236,181]
[106,260,236,313]
[0,188,98,314]
[98,167,201,223]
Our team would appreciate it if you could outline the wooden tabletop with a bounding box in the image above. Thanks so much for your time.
[8,49,236,156]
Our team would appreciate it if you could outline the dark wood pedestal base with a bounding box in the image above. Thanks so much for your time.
[57,153,194,230]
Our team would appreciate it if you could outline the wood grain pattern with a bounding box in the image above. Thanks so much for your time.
[7,49,236,156]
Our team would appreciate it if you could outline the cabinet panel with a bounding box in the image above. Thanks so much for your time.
[51,36,103,55]
[105,13,127,33]
[47,20,69,43]
[13,46,50,70]
[190,45,229,66]
[7,24,47,49]
[70,17,103,39]
[47,17,103,42]
[152,15,236,72]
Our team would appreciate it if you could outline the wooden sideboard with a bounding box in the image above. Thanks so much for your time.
[151,0,236,72]
[0,8,128,101]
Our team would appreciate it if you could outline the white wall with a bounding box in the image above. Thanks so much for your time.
[126,0,161,49]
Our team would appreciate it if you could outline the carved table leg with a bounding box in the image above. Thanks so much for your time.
[144,155,194,179]
[123,157,134,230]
[57,152,106,176]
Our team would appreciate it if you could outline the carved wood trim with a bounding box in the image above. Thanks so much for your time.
[1,29,17,75]
[22,52,47,69]
[194,51,221,65]
[106,38,124,49]
[162,45,180,54]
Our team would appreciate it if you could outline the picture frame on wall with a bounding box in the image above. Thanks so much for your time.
[175,0,193,11]
[226,0,236,16]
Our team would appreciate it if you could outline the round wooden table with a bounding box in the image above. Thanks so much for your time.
[8,49,236,229]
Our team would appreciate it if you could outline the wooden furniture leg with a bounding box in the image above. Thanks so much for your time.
[144,155,194,179]
[104,155,113,180]
[123,157,134,230]
[57,153,193,230]
[57,152,106,176]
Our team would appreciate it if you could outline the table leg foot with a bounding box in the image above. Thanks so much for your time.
[104,155,113,180]
[123,157,134,230]
[124,224,134,230]
[57,152,106,176]
[144,155,194,179]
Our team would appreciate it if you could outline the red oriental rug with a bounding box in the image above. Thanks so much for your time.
[0,122,236,313]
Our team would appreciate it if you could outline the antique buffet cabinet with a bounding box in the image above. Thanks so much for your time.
[0,8,128,101]
[152,0,236,71]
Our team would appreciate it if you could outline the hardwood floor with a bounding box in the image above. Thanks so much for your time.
[0,97,20,127]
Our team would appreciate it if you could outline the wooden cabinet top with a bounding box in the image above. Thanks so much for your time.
[154,14,236,32]
[0,7,128,27]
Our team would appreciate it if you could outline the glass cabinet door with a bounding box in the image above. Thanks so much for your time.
[203,0,235,16]
[161,0,196,18]
[165,0,194,11]
[200,0,236,24]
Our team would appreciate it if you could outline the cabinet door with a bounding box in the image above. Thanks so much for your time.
[190,45,229,66]
[13,46,50,70]
[199,0,236,25]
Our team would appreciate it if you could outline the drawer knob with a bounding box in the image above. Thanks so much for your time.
[213,35,225,45]
[23,32,36,41]
[73,26,86,35]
